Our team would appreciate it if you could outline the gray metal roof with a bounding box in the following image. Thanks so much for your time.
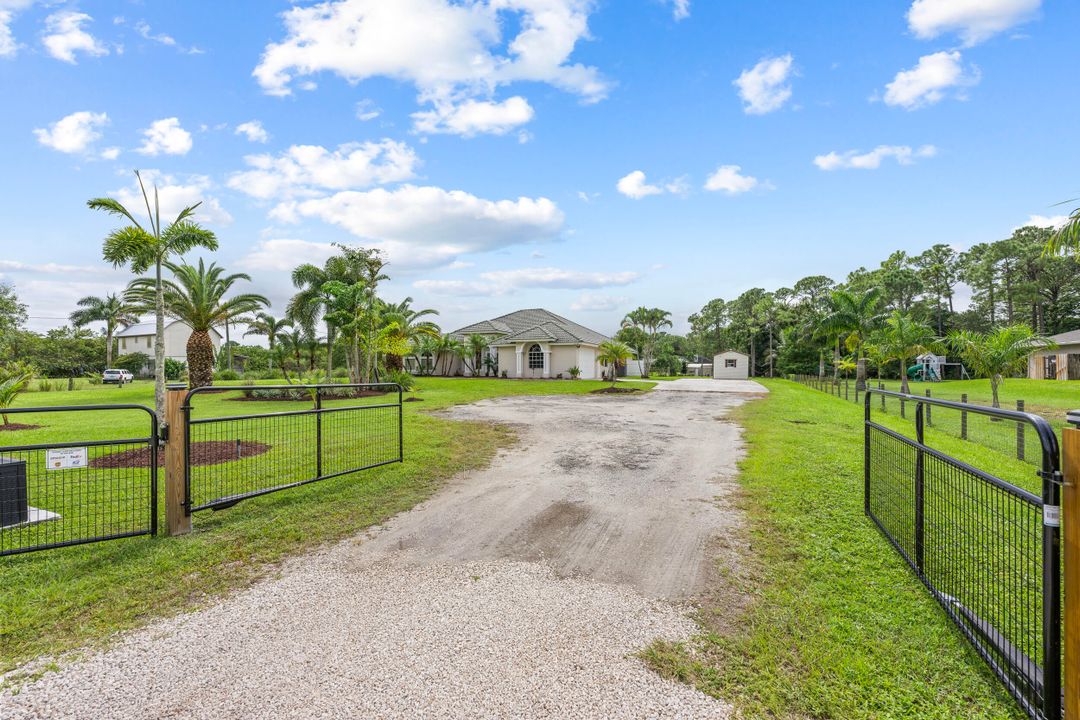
[450,309,609,346]
[116,322,156,337]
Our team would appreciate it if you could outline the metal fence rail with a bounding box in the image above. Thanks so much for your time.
[864,388,1063,720]
[0,405,158,556]
[183,383,403,513]
[794,374,1049,465]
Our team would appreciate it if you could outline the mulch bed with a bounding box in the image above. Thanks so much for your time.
[227,389,391,402]
[403,397,424,403]
[91,440,272,469]
[0,423,43,432]
[589,387,642,394]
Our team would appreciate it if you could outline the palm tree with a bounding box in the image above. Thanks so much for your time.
[462,334,493,376]
[434,334,463,376]
[818,288,884,392]
[597,340,633,386]
[380,297,440,371]
[1048,200,1079,255]
[411,335,440,376]
[622,307,672,378]
[947,325,1055,408]
[289,253,363,378]
[244,312,293,351]
[127,259,268,388]
[69,293,138,368]
[0,364,34,426]
[878,311,936,395]
[89,171,218,417]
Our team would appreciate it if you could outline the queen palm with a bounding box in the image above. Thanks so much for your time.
[878,311,936,395]
[90,171,218,417]
[818,288,883,392]
[622,307,672,378]
[380,297,440,371]
[69,293,139,368]
[243,312,293,351]
[948,325,1055,408]
[127,259,268,388]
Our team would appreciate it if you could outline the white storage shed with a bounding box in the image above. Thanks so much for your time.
[713,351,749,380]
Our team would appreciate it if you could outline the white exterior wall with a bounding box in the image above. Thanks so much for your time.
[118,322,221,364]
[576,346,598,379]
[498,347,516,377]
[713,351,749,380]
[495,344,599,378]
[550,346,579,378]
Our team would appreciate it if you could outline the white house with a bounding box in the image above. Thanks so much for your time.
[1028,329,1080,380]
[116,320,223,373]
[713,350,749,380]
[417,309,611,379]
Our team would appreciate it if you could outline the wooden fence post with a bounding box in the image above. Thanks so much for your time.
[164,385,191,536]
[1064,419,1079,720]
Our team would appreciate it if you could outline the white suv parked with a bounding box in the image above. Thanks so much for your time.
[102,369,134,384]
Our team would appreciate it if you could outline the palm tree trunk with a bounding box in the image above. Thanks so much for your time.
[325,322,335,378]
[105,325,115,368]
[154,261,166,418]
[900,356,910,394]
[187,330,216,388]
[991,375,1001,408]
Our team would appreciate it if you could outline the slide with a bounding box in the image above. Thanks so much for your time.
[907,364,922,380]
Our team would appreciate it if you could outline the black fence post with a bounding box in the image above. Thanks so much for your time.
[961,393,968,440]
[1040,416,1063,720]
[315,387,323,478]
[864,389,872,517]
[925,389,932,427]
[880,382,886,412]
[914,401,925,574]
[398,383,404,462]
[1016,399,1025,462]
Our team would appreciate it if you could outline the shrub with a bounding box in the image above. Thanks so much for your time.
[501,370,508,378]
[568,366,581,379]
[114,352,151,375]
[216,369,241,382]
[383,368,416,391]
[164,358,186,381]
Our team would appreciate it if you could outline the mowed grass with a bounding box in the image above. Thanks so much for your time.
[644,378,1032,720]
[0,376,653,676]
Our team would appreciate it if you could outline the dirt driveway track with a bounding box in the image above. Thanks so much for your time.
[2,382,763,720]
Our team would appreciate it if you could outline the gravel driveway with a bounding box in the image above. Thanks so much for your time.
[2,385,758,720]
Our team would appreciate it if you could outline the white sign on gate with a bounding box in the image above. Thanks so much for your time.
[45,447,88,470]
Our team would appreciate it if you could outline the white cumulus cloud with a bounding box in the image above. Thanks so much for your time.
[253,0,608,136]
[669,0,690,21]
[814,144,937,171]
[33,110,109,154]
[238,238,336,272]
[270,184,565,268]
[734,54,794,115]
[414,267,639,297]
[42,11,109,64]
[235,120,270,143]
[617,170,663,199]
[1018,214,1068,230]
[411,96,534,137]
[110,171,232,225]
[227,140,419,200]
[883,51,979,110]
[1,1,35,58]
[137,117,193,156]
[907,0,1040,46]
[703,165,762,194]
[571,293,629,311]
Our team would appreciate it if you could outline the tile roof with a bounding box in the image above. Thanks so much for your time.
[450,308,609,346]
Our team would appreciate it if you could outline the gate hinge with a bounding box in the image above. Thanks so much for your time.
[1037,469,1063,486]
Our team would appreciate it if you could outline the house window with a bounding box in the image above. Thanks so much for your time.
[121,338,127,350]
[725,358,738,368]
[146,336,152,348]
[528,344,544,369]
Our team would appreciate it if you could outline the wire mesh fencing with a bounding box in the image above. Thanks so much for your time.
[0,405,158,556]
[183,384,403,513]
[793,374,1048,466]
[864,389,1063,720]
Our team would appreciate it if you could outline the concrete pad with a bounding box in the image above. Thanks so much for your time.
[650,378,769,394]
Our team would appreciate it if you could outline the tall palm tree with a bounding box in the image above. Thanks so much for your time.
[69,293,138,368]
[818,288,884,391]
[878,311,936,395]
[89,171,218,417]
[622,307,672,378]
[411,335,440,376]
[127,259,268,388]
[434,334,464,376]
[462,334,493,376]
[597,340,633,386]
[948,325,1055,408]
[289,253,363,378]
[243,312,293,351]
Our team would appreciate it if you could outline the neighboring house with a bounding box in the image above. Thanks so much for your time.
[1028,329,1080,380]
[420,309,611,379]
[116,320,224,374]
[713,351,749,380]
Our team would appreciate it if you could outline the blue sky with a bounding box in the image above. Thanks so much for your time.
[1,0,1077,337]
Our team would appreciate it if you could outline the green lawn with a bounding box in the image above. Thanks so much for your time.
[869,377,1080,427]
[644,378,1034,720]
[0,376,652,678]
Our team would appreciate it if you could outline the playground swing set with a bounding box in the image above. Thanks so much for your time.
[906,352,971,382]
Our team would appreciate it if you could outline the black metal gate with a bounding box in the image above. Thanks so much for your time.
[182,383,403,513]
[864,388,1063,720]
[1,404,158,556]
